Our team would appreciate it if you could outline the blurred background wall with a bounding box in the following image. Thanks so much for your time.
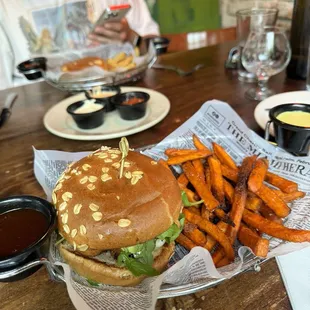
[145,0,220,34]
[144,0,294,34]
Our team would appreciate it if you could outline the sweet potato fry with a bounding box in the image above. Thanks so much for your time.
[274,190,306,202]
[223,179,234,204]
[177,173,189,189]
[216,256,230,268]
[214,208,234,226]
[259,204,283,225]
[193,134,211,151]
[201,205,210,220]
[265,172,298,193]
[183,222,207,247]
[167,150,212,165]
[176,233,196,251]
[221,165,238,183]
[208,156,225,205]
[238,223,269,257]
[165,149,202,157]
[183,161,219,211]
[205,166,212,191]
[245,193,262,212]
[212,248,226,265]
[192,159,205,182]
[205,221,228,251]
[188,206,201,215]
[158,159,169,169]
[221,162,262,212]
[226,155,257,243]
[183,209,234,261]
[255,184,290,218]
[213,142,238,170]
[248,158,269,193]
[243,209,310,242]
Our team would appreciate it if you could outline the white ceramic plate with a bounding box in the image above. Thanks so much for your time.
[254,91,310,136]
[43,87,170,141]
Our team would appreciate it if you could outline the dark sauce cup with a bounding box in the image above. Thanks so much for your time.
[150,37,170,55]
[113,91,150,120]
[265,103,310,156]
[17,57,47,80]
[67,99,105,129]
[85,86,121,112]
[0,196,56,271]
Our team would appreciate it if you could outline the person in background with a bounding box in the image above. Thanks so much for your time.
[0,0,159,90]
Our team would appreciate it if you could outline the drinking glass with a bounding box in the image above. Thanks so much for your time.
[236,8,278,82]
[241,27,291,101]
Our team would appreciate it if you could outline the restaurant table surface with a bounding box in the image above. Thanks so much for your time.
[0,41,306,310]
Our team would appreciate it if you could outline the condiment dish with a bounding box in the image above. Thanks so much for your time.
[265,103,310,156]
[85,86,121,112]
[17,57,47,80]
[66,99,105,129]
[0,195,56,270]
[113,91,150,120]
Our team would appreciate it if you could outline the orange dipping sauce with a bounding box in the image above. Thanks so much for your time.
[122,97,144,106]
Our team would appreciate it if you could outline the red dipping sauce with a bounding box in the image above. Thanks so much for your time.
[0,209,49,258]
[122,97,144,106]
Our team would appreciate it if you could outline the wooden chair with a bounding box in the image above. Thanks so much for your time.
[163,27,236,52]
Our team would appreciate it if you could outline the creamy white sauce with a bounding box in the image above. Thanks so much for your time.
[91,91,117,98]
[74,99,103,114]
[90,86,117,98]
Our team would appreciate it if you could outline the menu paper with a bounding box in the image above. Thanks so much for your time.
[277,247,310,310]
[34,100,310,310]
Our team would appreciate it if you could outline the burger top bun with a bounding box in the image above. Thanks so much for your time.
[52,146,182,256]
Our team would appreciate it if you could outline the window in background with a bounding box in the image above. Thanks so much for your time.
[221,0,293,29]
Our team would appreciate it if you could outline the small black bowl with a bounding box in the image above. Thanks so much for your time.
[151,37,170,55]
[85,86,121,112]
[265,103,310,156]
[0,195,56,270]
[17,57,47,80]
[67,99,105,129]
[113,91,149,120]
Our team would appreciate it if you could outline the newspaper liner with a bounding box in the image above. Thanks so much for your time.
[34,100,310,310]
[44,42,151,83]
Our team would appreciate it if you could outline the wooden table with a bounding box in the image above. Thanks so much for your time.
[0,42,306,310]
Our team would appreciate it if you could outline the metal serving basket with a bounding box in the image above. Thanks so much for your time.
[0,144,266,297]
[0,242,265,298]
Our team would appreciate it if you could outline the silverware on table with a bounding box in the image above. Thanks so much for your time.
[0,93,18,128]
[152,63,205,76]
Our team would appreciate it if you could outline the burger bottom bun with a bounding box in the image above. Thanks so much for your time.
[59,243,175,287]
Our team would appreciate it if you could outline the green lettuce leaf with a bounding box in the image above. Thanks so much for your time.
[117,240,159,277]
[181,190,204,207]
[117,214,185,277]
[156,213,185,244]
[87,279,99,286]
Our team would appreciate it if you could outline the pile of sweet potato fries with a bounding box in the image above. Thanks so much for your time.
[161,134,307,268]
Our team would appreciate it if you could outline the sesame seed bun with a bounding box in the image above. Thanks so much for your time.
[59,242,175,286]
[52,147,182,256]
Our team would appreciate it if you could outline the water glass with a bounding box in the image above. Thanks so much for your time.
[242,26,291,101]
[236,8,278,82]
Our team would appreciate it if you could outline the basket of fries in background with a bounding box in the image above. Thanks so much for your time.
[43,41,156,92]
